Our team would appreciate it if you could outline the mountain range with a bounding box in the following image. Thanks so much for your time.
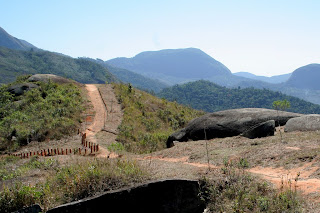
[234,72,292,84]
[1,26,320,105]
[106,48,320,104]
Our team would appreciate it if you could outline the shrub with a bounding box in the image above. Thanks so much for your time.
[0,77,84,150]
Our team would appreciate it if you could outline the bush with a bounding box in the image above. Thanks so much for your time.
[0,77,84,150]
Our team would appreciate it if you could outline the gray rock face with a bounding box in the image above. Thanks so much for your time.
[167,108,301,147]
[28,74,74,84]
[285,114,320,132]
[241,120,275,139]
[47,179,205,213]
[7,83,39,96]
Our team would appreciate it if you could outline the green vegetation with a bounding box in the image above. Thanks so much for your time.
[158,80,320,114]
[272,99,291,112]
[0,76,84,151]
[0,157,148,212]
[0,46,117,84]
[0,155,57,181]
[113,83,204,153]
[200,158,302,212]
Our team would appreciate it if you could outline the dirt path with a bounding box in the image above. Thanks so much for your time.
[249,162,320,195]
[85,84,105,143]
[85,84,122,158]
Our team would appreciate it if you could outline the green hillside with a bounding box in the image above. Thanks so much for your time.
[113,83,204,153]
[0,76,84,151]
[158,80,320,114]
[0,46,117,84]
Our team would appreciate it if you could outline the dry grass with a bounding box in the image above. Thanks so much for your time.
[0,156,150,212]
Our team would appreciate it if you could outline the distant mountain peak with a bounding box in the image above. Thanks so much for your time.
[0,26,37,51]
[285,63,320,90]
[107,48,231,85]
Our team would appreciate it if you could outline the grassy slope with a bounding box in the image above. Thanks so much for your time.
[113,83,205,153]
[0,46,117,84]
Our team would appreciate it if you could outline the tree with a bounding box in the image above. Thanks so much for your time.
[272,100,290,142]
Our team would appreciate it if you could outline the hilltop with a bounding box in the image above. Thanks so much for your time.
[107,48,233,85]
[285,64,320,90]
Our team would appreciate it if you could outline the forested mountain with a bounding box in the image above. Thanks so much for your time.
[285,64,320,90]
[234,72,291,84]
[158,80,320,114]
[0,27,37,51]
[0,46,117,84]
[84,58,169,93]
[107,48,233,85]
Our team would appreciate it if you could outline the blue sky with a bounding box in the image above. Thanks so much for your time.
[1,0,319,76]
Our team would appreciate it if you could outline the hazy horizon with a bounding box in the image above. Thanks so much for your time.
[1,0,319,77]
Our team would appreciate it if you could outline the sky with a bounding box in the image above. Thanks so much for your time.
[0,0,319,76]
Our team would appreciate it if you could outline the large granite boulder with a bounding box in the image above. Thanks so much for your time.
[28,74,75,84]
[285,114,320,132]
[167,108,301,147]
[47,179,205,213]
[7,83,39,96]
[241,120,275,139]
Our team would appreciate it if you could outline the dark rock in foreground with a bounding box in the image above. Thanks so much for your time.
[241,120,275,139]
[7,83,39,96]
[47,179,205,213]
[15,204,42,213]
[28,74,75,84]
[285,114,320,132]
[167,108,301,147]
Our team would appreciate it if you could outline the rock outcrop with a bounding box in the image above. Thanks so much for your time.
[167,108,301,147]
[47,179,205,213]
[241,120,275,139]
[285,114,320,132]
[28,74,75,84]
[7,83,39,96]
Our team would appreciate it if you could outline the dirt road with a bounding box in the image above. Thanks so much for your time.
[85,84,105,143]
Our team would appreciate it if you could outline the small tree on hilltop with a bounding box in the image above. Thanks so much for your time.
[272,100,290,142]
